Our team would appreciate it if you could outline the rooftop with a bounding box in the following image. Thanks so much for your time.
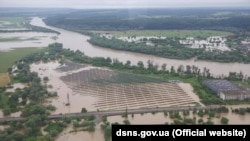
[221,90,250,96]
[203,79,240,93]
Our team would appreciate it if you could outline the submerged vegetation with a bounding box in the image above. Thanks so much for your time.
[13,43,247,105]
[0,43,249,140]
[0,16,59,34]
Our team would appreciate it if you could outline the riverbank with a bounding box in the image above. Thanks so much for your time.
[28,17,250,77]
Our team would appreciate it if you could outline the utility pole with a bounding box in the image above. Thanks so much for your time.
[66,92,70,106]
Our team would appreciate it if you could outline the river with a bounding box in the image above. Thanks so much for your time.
[29,17,250,78]
[1,17,249,141]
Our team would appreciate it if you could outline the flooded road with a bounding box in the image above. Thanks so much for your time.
[29,17,250,77]
[55,105,250,141]
[108,105,250,125]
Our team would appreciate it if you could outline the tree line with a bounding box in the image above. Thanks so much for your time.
[45,9,250,31]
[88,34,250,63]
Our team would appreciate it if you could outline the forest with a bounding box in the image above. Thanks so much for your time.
[44,8,250,32]
[41,8,250,63]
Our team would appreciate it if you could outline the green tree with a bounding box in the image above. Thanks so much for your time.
[21,104,46,117]
[125,60,131,68]
[123,119,130,125]
[161,63,167,72]
[137,61,144,69]
[220,117,229,124]
[43,77,49,82]
[3,108,11,116]
[81,107,87,113]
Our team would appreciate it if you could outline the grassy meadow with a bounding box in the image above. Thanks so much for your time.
[0,47,42,73]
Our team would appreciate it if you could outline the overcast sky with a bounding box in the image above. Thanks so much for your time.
[0,0,249,8]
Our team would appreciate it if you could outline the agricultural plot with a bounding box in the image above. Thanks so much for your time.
[0,73,11,87]
[60,68,196,110]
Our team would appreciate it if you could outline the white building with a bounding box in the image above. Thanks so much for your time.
[219,90,250,100]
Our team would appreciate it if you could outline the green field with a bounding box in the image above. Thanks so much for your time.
[0,92,9,108]
[0,17,26,29]
[0,47,42,73]
[98,30,232,39]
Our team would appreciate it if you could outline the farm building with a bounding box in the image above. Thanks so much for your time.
[203,80,250,100]
[219,90,250,100]
[203,80,240,93]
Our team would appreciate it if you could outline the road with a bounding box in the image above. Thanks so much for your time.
[0,105,220,124]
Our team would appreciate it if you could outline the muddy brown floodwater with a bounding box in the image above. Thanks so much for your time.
[30,61,250,141]
[5,83,26,92]
[29,17,250,78]
[56,105,250,141]
[55,124,104,141]
[0,32,56,51]
[30,61,98,114]
[107,105,250,125]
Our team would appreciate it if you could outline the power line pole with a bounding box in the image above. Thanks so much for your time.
[66,92,70,106]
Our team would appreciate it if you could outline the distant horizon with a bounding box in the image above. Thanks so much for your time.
[0,0,250,9]
[0,6,250,10]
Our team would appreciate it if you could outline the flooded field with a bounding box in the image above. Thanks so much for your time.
[178,83,204,106]
[6,83,26,92]
[108,105,250,125]
[55,124,104,141]
[55,104,250,141]
[36,60,248,141]
[0,125,8,131]
[0,111,21,118]
[0,32,56,51]
[30,61,199,112]
[60,67,198,110]
[30,61,98,114]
